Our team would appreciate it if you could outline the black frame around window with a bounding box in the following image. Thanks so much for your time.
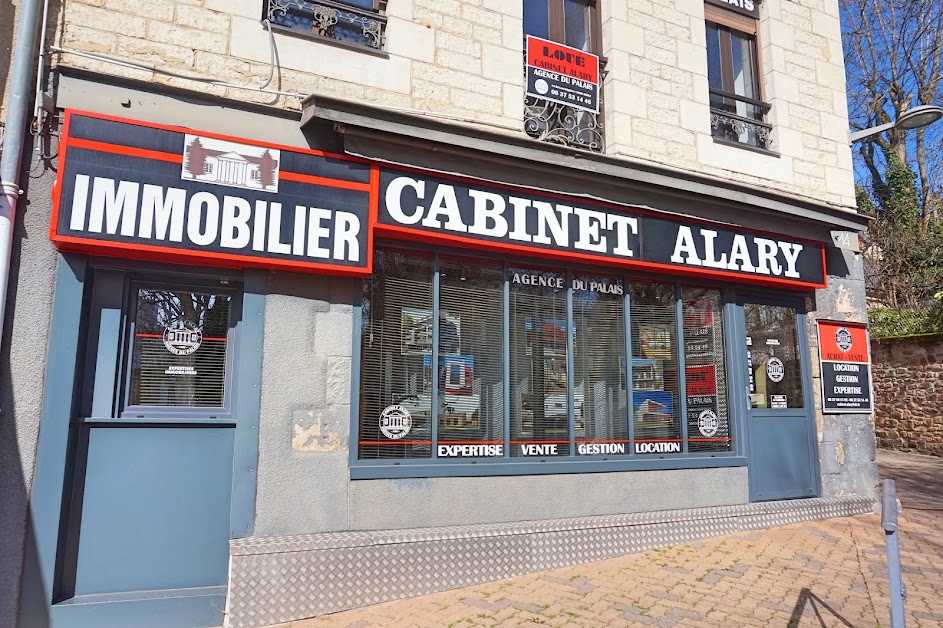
[263,0,388,53]
[704,4,773,151]
[353,245,740,477]
[120,280,240,420]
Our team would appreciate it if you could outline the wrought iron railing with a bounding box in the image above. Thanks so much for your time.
[266,0,387,51]
[524,58,607,153]
[709,88,772,150]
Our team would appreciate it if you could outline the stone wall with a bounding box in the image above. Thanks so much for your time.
[53,0,856,210]
[872,334,943,456]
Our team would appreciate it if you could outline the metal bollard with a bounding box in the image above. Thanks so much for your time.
[882,478,906,628]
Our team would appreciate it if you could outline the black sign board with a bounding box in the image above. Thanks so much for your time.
[378,168,826,289]
[52,111,374,275]
[817,321,874,413]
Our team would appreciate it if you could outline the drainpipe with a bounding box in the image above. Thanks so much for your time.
[0,0,45,350]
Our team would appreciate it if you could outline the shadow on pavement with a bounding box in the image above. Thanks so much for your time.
[788,587,856,628]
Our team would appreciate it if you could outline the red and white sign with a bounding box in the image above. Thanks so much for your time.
[817,320,873,413]
[525,35,600,113]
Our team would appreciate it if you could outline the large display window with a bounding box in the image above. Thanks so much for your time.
[357,246,737,469]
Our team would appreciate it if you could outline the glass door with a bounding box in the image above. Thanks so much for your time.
[741,297,818,501]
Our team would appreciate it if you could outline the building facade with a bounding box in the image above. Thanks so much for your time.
[2,0,876,626]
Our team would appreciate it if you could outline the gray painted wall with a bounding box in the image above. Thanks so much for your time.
[813,245,877,499]
[254,272,355,536]
[348,468,748,530]
[0,138,59,626]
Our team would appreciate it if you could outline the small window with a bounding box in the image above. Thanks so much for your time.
[264,0,388,52]
[126,287,235,411]
[704,4,772,150]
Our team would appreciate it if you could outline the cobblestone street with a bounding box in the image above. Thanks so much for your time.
[281,450,943,627]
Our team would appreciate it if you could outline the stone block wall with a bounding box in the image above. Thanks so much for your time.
[872,335,943,456]
[54,0,856,211]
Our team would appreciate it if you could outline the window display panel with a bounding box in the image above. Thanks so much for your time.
[630,283,682,454]
[359,249,434,459]
[437,256,505,458]
[573,274,628,455]
[744,303,804,409]
[682,288,731,452]
[128,289,231,408]
[510,267,570,457]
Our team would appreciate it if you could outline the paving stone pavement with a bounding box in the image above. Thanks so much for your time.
[277,451,943,627]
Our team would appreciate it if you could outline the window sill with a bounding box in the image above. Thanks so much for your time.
[711,135,781,158]
[268,22,389,59]
[350,454,747,479]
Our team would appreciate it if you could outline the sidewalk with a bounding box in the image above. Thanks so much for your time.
[281,451,943,627]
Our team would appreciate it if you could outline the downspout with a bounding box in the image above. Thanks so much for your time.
[0,0,45,350]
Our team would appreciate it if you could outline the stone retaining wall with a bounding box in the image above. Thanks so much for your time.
[872,334,943,456]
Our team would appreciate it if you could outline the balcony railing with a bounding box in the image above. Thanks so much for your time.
[524,58,607,153]
[266,0,387,52]
[709,88,772,150]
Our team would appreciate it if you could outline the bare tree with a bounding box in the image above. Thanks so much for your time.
[842,0,943,226]
[842,0,943,309]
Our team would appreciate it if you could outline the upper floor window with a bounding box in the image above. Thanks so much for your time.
[524,0,596,52]
[704,2,772,151]
[264,0,388,52]
[523,0,604,152]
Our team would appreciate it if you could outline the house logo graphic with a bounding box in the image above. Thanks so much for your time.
[181,134,280,193]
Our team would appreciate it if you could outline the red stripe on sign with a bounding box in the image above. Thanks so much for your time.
[358,441,434,445]
[52,235,371,277]
[279,171,371,192]
[64,109,373,164]
[69,138,183,164]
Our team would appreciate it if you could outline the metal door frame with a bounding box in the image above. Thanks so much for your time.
[735,291,820,502]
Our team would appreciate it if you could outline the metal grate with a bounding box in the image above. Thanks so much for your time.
[266,0,387,51]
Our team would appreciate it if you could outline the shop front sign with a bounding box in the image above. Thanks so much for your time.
[379,170,826,289]
[817,321,874,413]
[52,112,827,289]
[51,111,375,275]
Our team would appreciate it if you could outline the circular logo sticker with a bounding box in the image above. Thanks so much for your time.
[534,78,549,95]
[162,322,203,356]
[835,327,853,352]
[766,357,785,383]
[697,409,719,437]
[379,405,412,440]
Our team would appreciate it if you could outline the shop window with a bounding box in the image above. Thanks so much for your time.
[682,288,731,452]
[744,302,804,409]
[573,274,627,453]
[264,0,388,52]
[125,286,235,412]
[359,249,434,459]
[523,0,605,152]
[630,284,682,454]
[510,266,570,457]
[437,256,505,455]
[356,246,736,469]
[704,4,772,150]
